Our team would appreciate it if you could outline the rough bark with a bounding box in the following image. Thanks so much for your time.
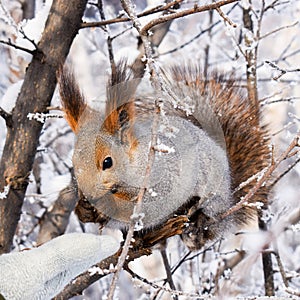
[0,0,88,254]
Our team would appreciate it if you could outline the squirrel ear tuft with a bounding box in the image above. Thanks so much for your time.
[57,66,87,133]
[103,61,138,136]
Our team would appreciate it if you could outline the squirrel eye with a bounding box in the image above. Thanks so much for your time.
[102,157,113,170]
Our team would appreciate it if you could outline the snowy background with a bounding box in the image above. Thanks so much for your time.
[1,0,300,299]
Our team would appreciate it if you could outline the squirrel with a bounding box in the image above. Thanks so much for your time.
[58,61,270,250]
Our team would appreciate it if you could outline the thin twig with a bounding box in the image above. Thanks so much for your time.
[140,0,239,36]
[278,48,300,65]
[259,212,275,296]
[285,287,300,298]
[160,247,178,300]
[19,27,38,50]
[81,0,184,28]
[268,157,300,188]
[105,226,134,300]
[106,0,164,298]
[158,2,238,57]
[259,21,299,40]
[264,0,291,12]
[0,1,19,32]
[265,60,300,80]
[262,97,300,106]
[220,133,300,219]
[215,6,237,27]
[125,265,206,299]
[272,250,289,287]
[243,3,259,112]
[271,121,297,136]
[96,0,116,77]
[158,19,221,57]
[0,39,34,55]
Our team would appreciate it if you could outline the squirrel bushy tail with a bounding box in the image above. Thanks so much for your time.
[169,66,270,249]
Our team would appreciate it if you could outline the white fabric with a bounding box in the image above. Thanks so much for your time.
[0,233,119,300]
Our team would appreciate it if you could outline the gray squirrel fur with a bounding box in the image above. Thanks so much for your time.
[59,62,270,250]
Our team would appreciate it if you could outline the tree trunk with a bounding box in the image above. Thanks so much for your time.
[0,0,88,254]
[243,5,259,115]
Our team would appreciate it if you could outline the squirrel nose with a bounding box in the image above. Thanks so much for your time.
[111,185,118,194]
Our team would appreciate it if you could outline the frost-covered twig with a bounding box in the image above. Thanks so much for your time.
[220,132,300,219]
[215,6,237,27]
[81,0,184,28]
[272,250,289,288]
[285,287,300,298]
[126,264,214,299]
[158,19,221,57]
[259,21,299,40]
[271,120,298,136]
[232,167,268,194]
[269,156,300,188]
[105,1,167,298]
[263,0,292,12]
[265,60,300,80]
[0,1,38,52]
[262,96,300,106]
[140,0,239,36]
[27,112,63,123]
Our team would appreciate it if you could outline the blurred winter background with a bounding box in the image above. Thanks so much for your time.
[0,0,300,299]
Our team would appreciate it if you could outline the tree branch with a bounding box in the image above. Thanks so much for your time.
[140,0,239,36]
[0,39,35,55]
[0,107,12,128]
[265,60,300,80]
[160,247,178,300]
[80,0,184,28]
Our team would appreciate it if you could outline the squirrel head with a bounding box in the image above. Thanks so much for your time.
[58,63,231,230]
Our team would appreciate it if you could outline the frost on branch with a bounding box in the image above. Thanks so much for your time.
[0,185,10,199]
[27,112,63,123]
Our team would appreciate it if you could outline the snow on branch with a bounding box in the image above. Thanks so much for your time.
[27,112,63,123]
